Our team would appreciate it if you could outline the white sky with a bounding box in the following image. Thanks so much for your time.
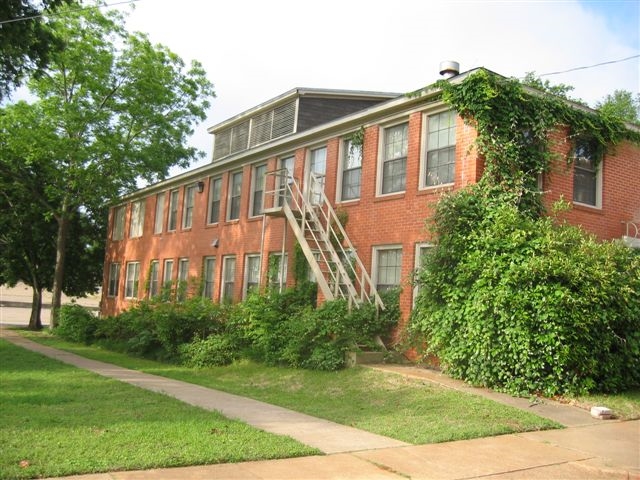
[112,0,639,177]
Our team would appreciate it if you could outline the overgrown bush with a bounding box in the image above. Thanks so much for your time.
[55,304,99,344]
[410,186,640,396]
[179,334,236,367]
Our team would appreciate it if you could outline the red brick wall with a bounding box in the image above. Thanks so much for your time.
[101,107,639,331]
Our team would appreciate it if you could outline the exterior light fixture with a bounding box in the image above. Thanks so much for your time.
[197,180,205,193]
[211,238,219,247]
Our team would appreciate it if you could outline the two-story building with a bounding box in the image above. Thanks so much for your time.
[101,65,640,332]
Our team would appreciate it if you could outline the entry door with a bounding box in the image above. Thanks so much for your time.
[308,146,326,205]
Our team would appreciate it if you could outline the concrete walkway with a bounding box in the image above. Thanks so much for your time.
[1,326,638,479]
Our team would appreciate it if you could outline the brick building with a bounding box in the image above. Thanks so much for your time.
[101,67,640,330]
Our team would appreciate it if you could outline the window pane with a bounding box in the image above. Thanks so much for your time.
[208,177,222,224]
[573,139,599,206]
[228,172,242,220]
[154,193,165,234]
[252,165,266,216]
[426,111,456,186]
[182,185,195,229]
[203,257,216,299]
[168,190,179,231]
[376,249,402,292]
[112,206,125,240]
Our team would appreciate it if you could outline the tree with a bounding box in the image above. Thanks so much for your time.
[596,90,640,125]
[0,0,75,100]
[0,4,214,328]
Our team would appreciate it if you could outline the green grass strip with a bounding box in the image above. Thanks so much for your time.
[19,332,561,443]
[0,339,318,480]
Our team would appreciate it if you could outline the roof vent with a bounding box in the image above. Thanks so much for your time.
[439,61,460,79]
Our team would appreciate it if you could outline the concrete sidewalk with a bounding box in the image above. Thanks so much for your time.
[1,327,638,479]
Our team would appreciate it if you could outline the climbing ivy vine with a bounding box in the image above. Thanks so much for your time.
[408,70,640,396]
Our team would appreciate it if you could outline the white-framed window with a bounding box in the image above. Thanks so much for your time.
[207,176,222,224]
[124,261,140,299]
[129,200,145,238]
[182,184,196,229]
[112,206,126,241]
[154,193,165,234]
[373,246,403,292]
[177,257,190,300]
[307,146,327,205]
[244,254,261,298]
[167,189,179,231]
[339,138,362,201]
[380,122,408,195]
[423,110,456,187]
[277,155,294,207]
[148,260,159,298]
[163,259,174,288]
[268,252,288,291]
[107,262,120,297]
[573,139,602,208]
[203,256,216,300]
[413,243,433,307]
[227,171,243,221]
[222,255,236,302]
[250,164,267,217]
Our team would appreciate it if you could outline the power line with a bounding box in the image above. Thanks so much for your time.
[538,54,640,77]
[0,0,140,26]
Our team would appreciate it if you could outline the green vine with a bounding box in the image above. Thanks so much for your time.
[430,69,639,215]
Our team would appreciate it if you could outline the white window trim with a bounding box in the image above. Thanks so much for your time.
[372,245,403,292]
[419,109,457,190]
[222,255,236,302]
[148,260,160,298]
[207,176,222,225]
[182,184,196,229]
[376,120,409,197]
[413,242,433,308]
[249,164,267,218]
[163,259,174,287]
[336,137,362,203]
[124,261,140,299]
[107,262,120,297]
[129,200,145,238]
[227,170,243,221]
[243,253,261,299]
[154,193,165,234]
[573,158,603,209]
[167,189,179,232]
[112,206,126,241]
[202,256,216,300]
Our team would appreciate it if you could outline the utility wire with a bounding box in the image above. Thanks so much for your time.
[537,54,640,77]
[0,0,140,25]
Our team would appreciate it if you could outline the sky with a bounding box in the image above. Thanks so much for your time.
[111,0,639,177]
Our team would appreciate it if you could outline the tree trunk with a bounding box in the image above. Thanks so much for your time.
[50,208,70,330]
[29,286,43,330]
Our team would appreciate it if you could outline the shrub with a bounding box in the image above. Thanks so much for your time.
[55,304,99,344]
[179,335,236,367]
[410,188,640,396]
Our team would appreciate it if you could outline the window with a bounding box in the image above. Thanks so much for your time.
[125,261,140,299]
[424,110,456,187]
[277,155,294,207]
[227,171,243,221]
[207,176,222,224]
[381,122,408,194]
[268,253,288,291]
[373,246,402,292]
[177,258,189,300]
[182,185,196,229]
[244,254,261,298]
[168,189,179,231]
[129,200,145,238]
[163,259,174,288]
[154,193,165,234]
[107,263,120,297]
[148,260,159,298]
[573,139,601,207]
[112,206,126,240]
[222,256,236,302]
[413,243,433,307]
[251,164,267,216]
[203,256,216,299]
[340,138,362,201]
[308,146,327,205]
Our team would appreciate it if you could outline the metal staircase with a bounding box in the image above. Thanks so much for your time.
[263,169,384,311]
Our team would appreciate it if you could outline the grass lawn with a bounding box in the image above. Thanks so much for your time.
[18,331,560,444]
[0,339,318,480]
